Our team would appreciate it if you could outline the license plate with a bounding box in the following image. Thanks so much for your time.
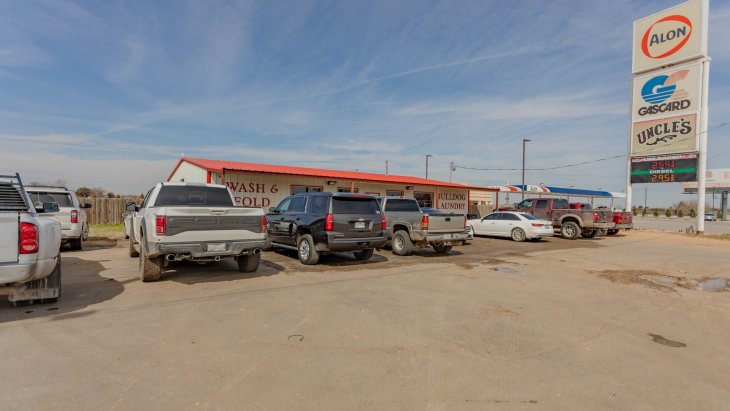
[354,222,366,229]
[443,234,452,239]
[207,243,226,252]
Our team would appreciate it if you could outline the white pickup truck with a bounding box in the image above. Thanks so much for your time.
[0,173,62,305]
[128,182,267,282]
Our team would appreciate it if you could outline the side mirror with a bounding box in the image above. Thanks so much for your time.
[268,207,278,214]
[42,202,60,213]
[82,203,92,209]
[125,201,138,212]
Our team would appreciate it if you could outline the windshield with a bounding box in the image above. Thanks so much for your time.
[332,197,379,214]
[155,186,233,207]
[27,191,73,208]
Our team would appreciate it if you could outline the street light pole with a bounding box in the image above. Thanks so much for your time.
[521,139,531,202]
[449,161,454,182]
[644,187,648,210]
[425,155,432,179]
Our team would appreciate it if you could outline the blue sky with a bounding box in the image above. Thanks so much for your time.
[1,0,729,207]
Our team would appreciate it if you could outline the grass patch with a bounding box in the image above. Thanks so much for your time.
[89,224,125,239]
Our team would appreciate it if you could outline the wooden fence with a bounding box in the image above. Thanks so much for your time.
[81,197,139,225]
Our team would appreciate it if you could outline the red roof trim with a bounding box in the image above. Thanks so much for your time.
[171,157,497,191]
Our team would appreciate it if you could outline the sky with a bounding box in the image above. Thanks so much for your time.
[1,0,729,208]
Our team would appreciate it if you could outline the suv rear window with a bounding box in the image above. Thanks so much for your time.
[27,191,73,208]
[155,186,233,207]
[332,197,379,214]
[384,199,420,212]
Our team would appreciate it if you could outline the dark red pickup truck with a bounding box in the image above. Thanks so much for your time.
[570,203,632,235]
[508,198,614,239]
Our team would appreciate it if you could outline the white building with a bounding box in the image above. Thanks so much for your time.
[168,157,496,215]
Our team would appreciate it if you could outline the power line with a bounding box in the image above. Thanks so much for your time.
[453,122,728,172]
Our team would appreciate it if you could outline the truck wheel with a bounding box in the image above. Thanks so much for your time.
[297,234,320,265]
[129,239,139,258]
[262,237,273,251]
[238,253,261,272]
[43,255,62,303]
[596,228,608,236]
[560,222,581,240]
[139,245,162,282]
[581,229,598,239]
[607,229,619,236]
[432,244,453,253]
[68,237,83,251]
[353,249,374,261]
[391,230,413,256]
[82,224,89,241]
[510,228,527,242]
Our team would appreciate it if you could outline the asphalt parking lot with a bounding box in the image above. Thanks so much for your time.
[633,216,730,234]
[1,232,729,410]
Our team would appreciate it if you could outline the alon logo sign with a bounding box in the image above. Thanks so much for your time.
[641,15,692,59]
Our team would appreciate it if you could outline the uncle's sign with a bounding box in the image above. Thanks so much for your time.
[632,0,708,74]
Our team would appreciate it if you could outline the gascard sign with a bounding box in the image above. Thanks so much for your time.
[632,0,708,74]
[632,61,701,121]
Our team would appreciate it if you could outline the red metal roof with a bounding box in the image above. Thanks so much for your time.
[169,157,496,191]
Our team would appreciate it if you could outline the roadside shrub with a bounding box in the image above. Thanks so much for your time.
[690,209,696,218]
[678,210,684,218]
[653,209,659,217]
[665,209,672,217]
[642,209,647,216]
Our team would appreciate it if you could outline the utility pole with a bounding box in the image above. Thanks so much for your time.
[644,187,648,210]
[449,161,454,182]
[425,155,432,179]
[521,139,531,202]
[385,160,389,175]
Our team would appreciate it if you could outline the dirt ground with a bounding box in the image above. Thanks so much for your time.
[1,231,729,410]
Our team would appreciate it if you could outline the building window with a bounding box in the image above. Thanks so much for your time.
[365,192,380,196]
[338,187,359,193]
[291,185,323,194]
[414,192,433,208]
[386,190,404,197]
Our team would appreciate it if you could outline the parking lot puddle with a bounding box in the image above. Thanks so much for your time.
[492,267,519,274]
[694,277,728,292]
[648,333,686,348]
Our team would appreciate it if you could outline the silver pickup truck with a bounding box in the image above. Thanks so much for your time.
[0,173,62,305]
[375,197,468,255]
[128,182,267,282]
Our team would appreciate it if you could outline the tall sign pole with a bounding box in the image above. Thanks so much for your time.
[629,0,709,233]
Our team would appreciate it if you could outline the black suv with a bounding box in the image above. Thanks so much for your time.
[265,193,387,264]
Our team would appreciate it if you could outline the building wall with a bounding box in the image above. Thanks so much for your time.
[170,161,209,183]
[169,162,472,212]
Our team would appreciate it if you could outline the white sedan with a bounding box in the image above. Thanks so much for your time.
[467,211,554,242]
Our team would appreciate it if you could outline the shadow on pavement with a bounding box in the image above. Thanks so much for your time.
[0,256,124,323]
[166,258,285,285]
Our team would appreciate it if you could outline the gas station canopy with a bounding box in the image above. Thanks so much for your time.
[488,185,625,199]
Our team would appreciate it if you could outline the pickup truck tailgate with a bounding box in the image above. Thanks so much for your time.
[427,214,466,233]
[162,207,263,242]
[0,213,19,263]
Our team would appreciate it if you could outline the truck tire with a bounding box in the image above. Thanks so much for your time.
[297,234,320,265]
[391,230,413,256]
[432,243,453,253]
[596,228,608,236]
[262,237,273,251]
[129,239,139,257]
[607,229,619,236]
[82,223,89,241]
[353,249,374,261]
[238,253,261,272]
[68,237,82,251]
[510,228,527,242]
[581,229,598,239]
[139,245,162,282]
[560,221,581,240]
[42,255,62,303]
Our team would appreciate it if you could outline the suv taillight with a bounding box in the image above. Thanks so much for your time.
[421,215,429,231]
[593,212,599,222]
[325,214,334,231]
[381,213,387,231]
[71,209,78,224]
[19,222,39,254]
[260,215,267,233]
[155,215,166,236]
